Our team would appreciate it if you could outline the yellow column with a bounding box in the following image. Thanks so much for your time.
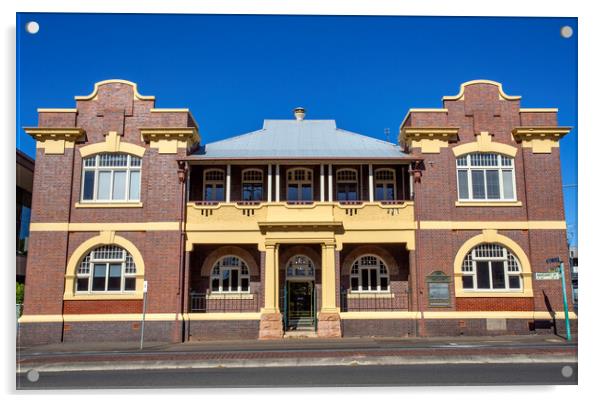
[261,243,279,313]
[320,242,339,313]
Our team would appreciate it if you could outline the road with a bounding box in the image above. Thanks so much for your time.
[17,363,577,389]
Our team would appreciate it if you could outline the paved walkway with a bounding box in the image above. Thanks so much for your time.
[16,334,577,373]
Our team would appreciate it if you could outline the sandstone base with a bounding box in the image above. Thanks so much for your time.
[258,312,284,339]
[317,311,342,338]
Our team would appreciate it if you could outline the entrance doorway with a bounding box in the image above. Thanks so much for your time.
[283,255,317,331]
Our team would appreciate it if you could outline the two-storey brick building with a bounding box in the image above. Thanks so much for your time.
[18,79,576,344]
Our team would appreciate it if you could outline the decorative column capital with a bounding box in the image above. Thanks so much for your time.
[24,127,86,155]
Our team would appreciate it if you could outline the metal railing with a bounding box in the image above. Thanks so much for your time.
[340,290,409,312]
[189,292,259,313]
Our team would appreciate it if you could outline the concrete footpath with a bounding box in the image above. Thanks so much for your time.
[16,334,577,373]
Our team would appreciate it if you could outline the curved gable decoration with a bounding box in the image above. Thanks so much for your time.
[453,230,533,298]
[442,80,521,102]
[79,131,146,158]
[75,79,155,101]
[452,131,517,157]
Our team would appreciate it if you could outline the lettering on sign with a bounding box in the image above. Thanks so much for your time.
[535,272,561,281]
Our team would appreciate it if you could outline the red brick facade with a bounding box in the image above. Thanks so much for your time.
[18,80,576,345]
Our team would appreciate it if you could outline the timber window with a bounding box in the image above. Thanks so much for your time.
[210,256,250,293]
[242,168,263,201]
[374,168,396,201]
[204,169,225,201]
[81,154,141,202]
[336,168,358,201]
[76,245,137,293]
[350,255,390,292]
[461,243,522,291]
[456,153,516,201]
[287,168,313,201]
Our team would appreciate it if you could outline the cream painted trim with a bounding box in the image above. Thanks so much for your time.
[30,222,180,232]
[455,201,522,207]
[140,127,200,154]
[452,132,517,157]
[63,233,145,300]
[75,79,155,101]
[453,230,533,298]
[399,108,448,129]
[18,315,64,323]
[79,131,146,158]
[75,202,143,208]
[24,127,86,155]
[519,108,558,113]
[512,127,572,154]
[347,293,395,299]
[37,108,78,113]
[206,293,254,300]
[340,311,420,320]
[184,312,262,321]
[442,80,521,101]
[420,221,566,230]
[399,127,459,154]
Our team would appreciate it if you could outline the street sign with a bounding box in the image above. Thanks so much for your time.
[535,272,561,280]
[546,257,561,264]
[548,267,561,273]
[143,280,148,293]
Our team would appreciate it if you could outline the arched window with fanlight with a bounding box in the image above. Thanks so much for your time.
[461,243,522,291]
[75,245,137,293]
[336,168,358,201]
[350,255,389,292]
[287,168,313,201]
[456,153,516,201]
[242,168,264,201]
[203,168,225,201]
[210,256,250,293]
[81,154,141,202]
[374,168,396,201]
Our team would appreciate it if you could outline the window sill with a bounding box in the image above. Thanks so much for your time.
[64,293,143,300]
[455,201,522,207]
[206,293,254,300]
[347,292,395,299]
[455,290,532,298]
[75,202,143,208]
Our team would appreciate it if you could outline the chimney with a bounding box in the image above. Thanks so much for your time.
[293,107,305,121]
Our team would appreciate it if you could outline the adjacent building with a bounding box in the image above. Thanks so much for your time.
[17,149,34,283]
[18,79,576,344]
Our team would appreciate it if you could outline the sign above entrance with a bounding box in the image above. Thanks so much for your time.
[535,272,561,281]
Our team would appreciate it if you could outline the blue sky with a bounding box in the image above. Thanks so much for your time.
[16,13,578,244]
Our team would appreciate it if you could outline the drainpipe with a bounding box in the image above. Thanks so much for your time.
[177,161,188,342]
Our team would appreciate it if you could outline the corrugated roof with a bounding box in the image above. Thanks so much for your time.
[190,120,408,159]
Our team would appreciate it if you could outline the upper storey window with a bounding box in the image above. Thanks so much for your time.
[242,169,263,201]
[204,169,225,201]
[374,168,396,201]
[287,168,313,201]
[81,154,141,202]
[336,169,358,201]
[456,153,516,201]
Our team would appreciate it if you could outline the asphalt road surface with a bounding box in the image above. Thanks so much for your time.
[17,363,577,389]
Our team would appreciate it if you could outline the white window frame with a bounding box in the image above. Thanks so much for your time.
[286,255,315,281]
[336,168,359,201]
[374,168,396,201]
[210,255,251,293]
[350,254,390,293]
[286,167,313,201]
[75,245,137,294]
[203,168,226,201]
[461,243,523,292]
[80,154,141,203]
[241,168,264,201]
[456,153,517,202]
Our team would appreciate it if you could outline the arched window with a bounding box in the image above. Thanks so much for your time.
[242,168,263,201]
[76,245,137,293]
[210,256,250,293]
[286,255,315,279]
[336,168,358,201]
[456,153,516,201]
[350,255,389,292]
[374,168,396,201]
[204,169,225,201]
[287,168,313,201]
[81,154,141,202]
[461,243,522,291]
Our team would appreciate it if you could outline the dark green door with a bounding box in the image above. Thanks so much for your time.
[287,281,315,330]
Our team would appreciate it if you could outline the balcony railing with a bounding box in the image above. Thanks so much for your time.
[189,292,259,313]
[340,290,409,312]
